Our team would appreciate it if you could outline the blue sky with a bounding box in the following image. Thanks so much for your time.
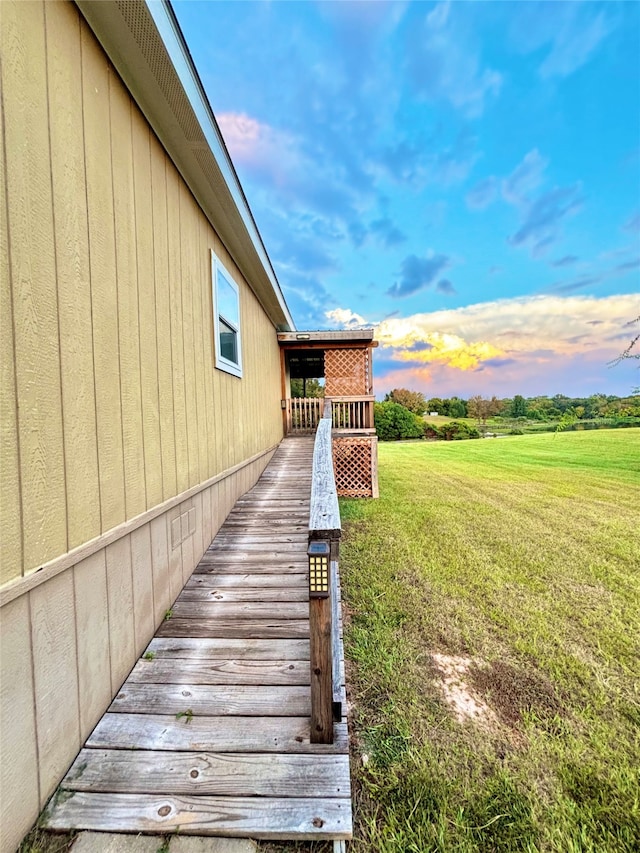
[173,0,640,398]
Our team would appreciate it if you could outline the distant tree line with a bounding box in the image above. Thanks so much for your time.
[376,388,640,441]
[384,388,640,420]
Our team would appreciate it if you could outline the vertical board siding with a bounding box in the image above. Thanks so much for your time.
[150,515,171,625]
[73,550,111,738]
[130,524,155,657]
[2,3,285,846]
[191,205,209,482]
[82,29,126,534]
[105,535,135,695]
[2,2,283,579]
[110,76,146,520]
[131,108,163,510]
[30,570,81,804]
[0,85,23,585]
[150,138,177,501]
[2,0,67,573]
[178,183,201,489]
[46,0,101,552]
[166,166,189,495]
[0,596,39,853]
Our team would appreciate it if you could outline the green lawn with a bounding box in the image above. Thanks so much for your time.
[340,429,640,853]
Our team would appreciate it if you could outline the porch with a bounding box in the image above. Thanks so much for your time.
[43,437,351,846]
[279,330,379,499]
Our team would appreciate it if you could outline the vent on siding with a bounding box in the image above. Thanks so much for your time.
[115,0,206,145]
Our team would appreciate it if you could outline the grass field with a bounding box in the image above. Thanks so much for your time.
[340,429,640,853]
[21,430,640,853]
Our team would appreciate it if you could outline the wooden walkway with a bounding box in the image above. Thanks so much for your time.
[44,437,352,842]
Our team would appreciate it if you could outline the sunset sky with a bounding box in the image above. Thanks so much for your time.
[173,0,640,398]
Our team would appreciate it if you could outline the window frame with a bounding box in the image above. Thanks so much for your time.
[211,250,243,378]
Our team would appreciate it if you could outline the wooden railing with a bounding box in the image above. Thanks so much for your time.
[331,395,375,431]
[308,400,342,743]
[285,395,375,434]
[284,397,323,434]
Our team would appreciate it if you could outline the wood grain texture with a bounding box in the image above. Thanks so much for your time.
[131,107,163,509]
[178,183,200,488]
[128,658,310,686]
[105,536,135,694]
[130,524,155,656]
[109,66,146,520]
[66,749,349,798]
[109,683,311,717]
[0,596,39,853]
[186,573,307,590]
[199,221,217,476]
[170,601,308,620]
[82,27,126,534]
[189,201,210,482]
[150,137,177,501]
[0,85,22,584]
[178,586,308,603]
[309,596,333,744]
[44,792,351,839]
[73,550,111,738]
[165,162,190,495]
[45,0,100,551]
[145,637,310,660]
[157,617,309,639]
[150,514,171,624]
[87,714,348,754]
[30,570,80,804]
[309,419,341,539]
[3,0,67,572]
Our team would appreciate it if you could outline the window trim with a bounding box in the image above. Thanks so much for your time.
[211,250,243,378]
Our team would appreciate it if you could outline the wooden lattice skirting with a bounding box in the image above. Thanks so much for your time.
[332,436,378,498]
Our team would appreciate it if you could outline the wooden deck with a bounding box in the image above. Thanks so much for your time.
[44,437,352,842]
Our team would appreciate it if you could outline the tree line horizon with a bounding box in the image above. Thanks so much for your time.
[290,378,639,422]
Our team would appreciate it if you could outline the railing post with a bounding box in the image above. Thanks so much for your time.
[308,407,340,744]
[308,538,333,744]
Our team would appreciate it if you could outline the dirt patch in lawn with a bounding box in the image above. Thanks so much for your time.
[431,653,500,729]
[468,659,562,726]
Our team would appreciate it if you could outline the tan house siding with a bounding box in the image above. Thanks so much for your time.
[1,0,283,585]
[1,3,284,850]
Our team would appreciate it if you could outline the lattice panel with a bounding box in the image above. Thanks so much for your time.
[333,437,374,498]
[324,349,369,396]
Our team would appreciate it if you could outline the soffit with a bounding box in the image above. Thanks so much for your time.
[75,0,294,331]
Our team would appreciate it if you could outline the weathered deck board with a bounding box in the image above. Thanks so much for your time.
[65,749,350,797]
[128,658,310,685]
[44,437,352,841]
[145,637,311,659]
[185,574,307,589]
[44,793,351,839]
[169,600,308,619]
[88,714,349,753]
[178,587,308,603]
[157,618,310,638]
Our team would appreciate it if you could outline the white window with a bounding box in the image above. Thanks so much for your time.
[211,250,242,378]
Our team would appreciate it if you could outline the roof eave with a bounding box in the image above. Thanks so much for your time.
[75,0,294,331]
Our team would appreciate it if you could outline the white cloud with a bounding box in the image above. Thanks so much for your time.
[327,293,640,381]
[325,308,369,329]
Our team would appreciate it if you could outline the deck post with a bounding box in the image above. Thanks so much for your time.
[309,405,341,744]
[309,591,333,743]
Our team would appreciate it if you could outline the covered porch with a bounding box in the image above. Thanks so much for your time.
[279,330,379,499]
